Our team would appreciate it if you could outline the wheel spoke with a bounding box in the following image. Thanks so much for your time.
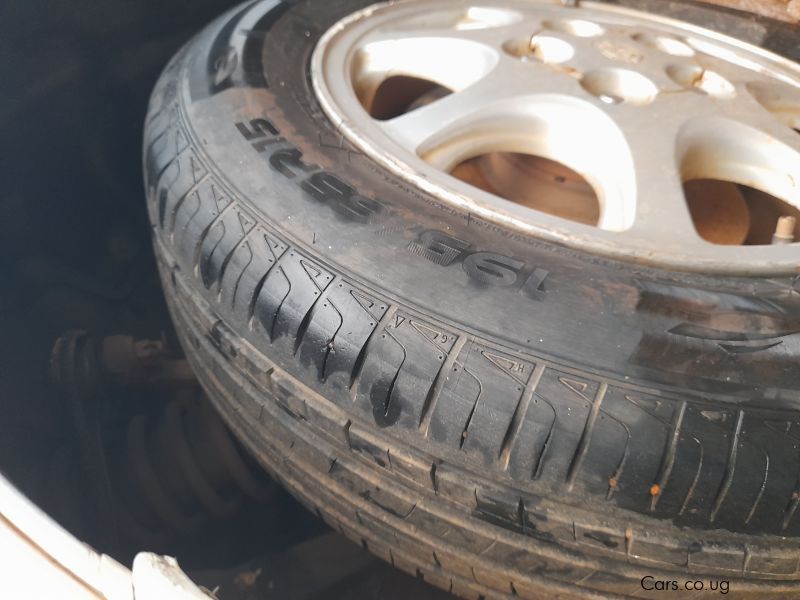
[375,57,580,163]
[356,9,541,49]
[359,25,513,49]
[620,114,702,245]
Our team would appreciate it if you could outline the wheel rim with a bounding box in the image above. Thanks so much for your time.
[311,0,800,274]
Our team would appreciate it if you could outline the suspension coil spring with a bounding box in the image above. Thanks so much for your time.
[113,390,273,543]
[51,330,272,543]
[50,330,106,400]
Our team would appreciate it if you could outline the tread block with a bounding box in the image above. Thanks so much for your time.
[348,424,391,470]
[474,484,523,533]
[522,502,576,545]
[219,226,288,315]
[505,372,558,482]
[270,369,308,421]
[354,313,454,429]
[654,405,736,522]
[470,563,511,592]
[718,412,799,533]
[154,134,199,232]
[290,434,336,475]
[448,577,482,600]
[296,280,387,386]
[303,397,351,448]
[689,542,745,573]
[574,523,627,556]
[416,565,452,593]
[525,369,599,484]
[575,386,672,504]
[253,250,333,344]
[428,549,472,581]
[452,344,535,466]
[481,541,550,576]
[630,534,687,567]
[238,340,277,392]
[404,506,496,557]
[387,447,435,492]
[198,206,254,289]
[327,461,416,520]
[745,546,799,576]
[434,463,479,508]
[175,182,232,270]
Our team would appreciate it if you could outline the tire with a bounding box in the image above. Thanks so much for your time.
[144,1,800,597]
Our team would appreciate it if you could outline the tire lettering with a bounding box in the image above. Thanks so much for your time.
[408,230,550,301]
[234,119,550,302]
[269,148,317,178]
[408,230,470,267]
[463,252,523,287]
[235,119,386,221]
[301,172,384,223]
[522,268,549,301]
[236,118,278,140]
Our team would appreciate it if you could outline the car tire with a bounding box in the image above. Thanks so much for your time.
[145,1,800,597]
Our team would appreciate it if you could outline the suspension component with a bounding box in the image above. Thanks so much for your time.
[50,330,272,547]
[51,330,196,394]
[112,390,273,543]
[51,330,107,400]
[49,330,121,554]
